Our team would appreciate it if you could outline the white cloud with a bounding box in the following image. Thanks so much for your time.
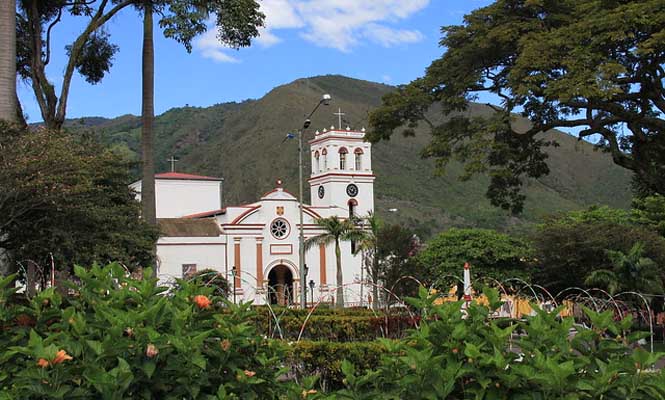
[196,29,240,63]
[195,0,430,60]
[362,23,423,47]
[293,0,430,51]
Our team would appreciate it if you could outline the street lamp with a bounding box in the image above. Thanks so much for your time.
[309,280,315,306]
[303,264,309,306]
[298,94,331,309]
[231,266,237,304]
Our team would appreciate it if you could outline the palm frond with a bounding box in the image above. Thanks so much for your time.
[304,233,334,252]
[585,269,619,294]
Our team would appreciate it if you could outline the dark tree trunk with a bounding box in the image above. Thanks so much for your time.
[141,0,156,274]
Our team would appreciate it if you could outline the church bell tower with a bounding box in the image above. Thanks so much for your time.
[308,109,375,218]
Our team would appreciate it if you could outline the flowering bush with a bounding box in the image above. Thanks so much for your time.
[0,264,306,399]
[2,267,665,399]
[332,287,665,399]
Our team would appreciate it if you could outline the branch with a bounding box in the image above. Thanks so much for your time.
[579,126,634,171]
[55,0,134,125]
[44,6,63,66]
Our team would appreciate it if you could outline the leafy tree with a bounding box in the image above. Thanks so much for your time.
[532,211,665,294]
[417,228,533,285]
[354,212,381,309]
[367,0,665,213]
[584,243,663,295]
[0,123,158,279]
[17,0,135,129]
[376,223,421,306]
[632,195,665,236]
[16,0,264,131]
[306,216,367,308]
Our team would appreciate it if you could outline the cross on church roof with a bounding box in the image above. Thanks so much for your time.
[167,156,179,172]
[333,108,345,130]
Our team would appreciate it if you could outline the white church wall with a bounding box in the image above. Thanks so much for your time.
[156,237,227,285]
[156,180,221,218]
[132,180,222,218]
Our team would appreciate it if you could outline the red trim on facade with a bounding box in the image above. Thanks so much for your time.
[183,208,226,218]
[230,206,261,224]
[256,242,263,287]
[158,243,226,246]
[234,240,241,289]
[321,148,328,155]
[338,146,348,154]
[155,172,223,181]
[354,147,364,154]
[309,135,365,145]
[308,172,376,181]
[303,207,322,219]
[347,198,358,206]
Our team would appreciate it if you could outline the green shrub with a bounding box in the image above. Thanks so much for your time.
[251,309,418,341]
[332,287,665,399]
[284,341,386,392]
[0,264,303,399]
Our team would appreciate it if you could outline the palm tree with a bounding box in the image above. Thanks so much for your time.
[0,0,17,123]
[306,216,367,308]
[353,212,381,309]
[584,242,663,295]
[140,0,156,228]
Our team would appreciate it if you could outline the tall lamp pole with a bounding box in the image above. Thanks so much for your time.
[299,94,331,308]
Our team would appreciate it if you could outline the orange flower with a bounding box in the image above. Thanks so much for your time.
[193,295,212,309]
[51,350,72,365]
[302,389,317,398]
[221,339,231,351]
[146,344,159,358]
[36,358,49,368]
[243,370,256,377]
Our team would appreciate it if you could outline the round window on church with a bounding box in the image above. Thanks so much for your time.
[270,218,290,240]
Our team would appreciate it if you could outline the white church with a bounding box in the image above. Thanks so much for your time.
[131,122,375,306]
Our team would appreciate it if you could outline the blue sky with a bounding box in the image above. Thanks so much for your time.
[18,0,493,122]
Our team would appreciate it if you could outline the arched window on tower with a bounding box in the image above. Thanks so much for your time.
[322,148,328,170]
[314,150,320,172]
[354,148,363,170]
[339,147,348,170]
[348,199,358,218]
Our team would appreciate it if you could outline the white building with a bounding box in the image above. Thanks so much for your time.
[133,124,375,306]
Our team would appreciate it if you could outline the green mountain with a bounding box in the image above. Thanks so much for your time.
[76,75,633,237]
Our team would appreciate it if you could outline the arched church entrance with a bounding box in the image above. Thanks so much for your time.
[267,265,293,306]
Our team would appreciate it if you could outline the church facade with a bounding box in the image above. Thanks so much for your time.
[132,124,375,306]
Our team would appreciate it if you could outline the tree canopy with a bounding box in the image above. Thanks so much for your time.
[532,207,665,294]
[16,0,264,128]
[416,228,533,285]
[0,123,158,276]
[368,0,665,213]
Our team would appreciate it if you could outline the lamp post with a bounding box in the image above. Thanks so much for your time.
[309,279,315,306]
[231,266,237,304]
[298,94,331,309]
[303,264,309,306]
